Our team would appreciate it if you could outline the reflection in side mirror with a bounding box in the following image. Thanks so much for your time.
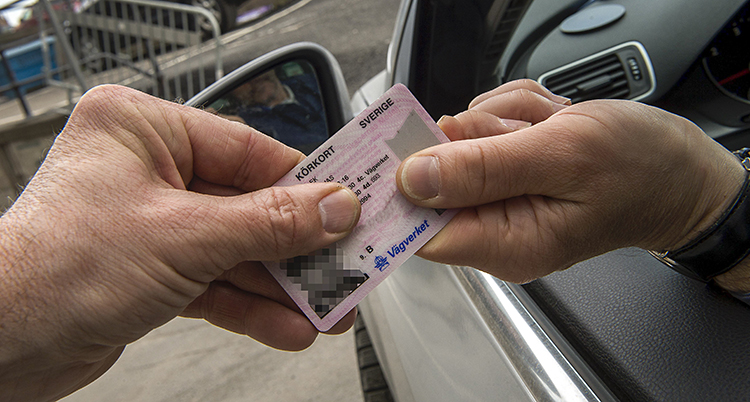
[186,42,352,155]
[206,61,328,155]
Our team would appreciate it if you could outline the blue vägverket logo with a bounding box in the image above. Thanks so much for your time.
[374,255,390,271]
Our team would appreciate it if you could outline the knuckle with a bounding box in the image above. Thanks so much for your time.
[468,140,506,198]
[79,84,119,103]
[447,141,501,203]
[468,143,491,198]
[511,87,545,106]
[63,85,140,141]
[256,187,308,254]
[509,88,561,121]
[516,78,545,91]
[464,108,489,125]
[459,110,487,136]
[77,85,133,114]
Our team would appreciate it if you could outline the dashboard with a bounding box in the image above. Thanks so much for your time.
[505,1,750,399]
[505,0,750,147]
[704,4,749,105]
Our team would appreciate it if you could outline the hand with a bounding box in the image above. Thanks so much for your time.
[0,85,361,401]
[396,79,746,284]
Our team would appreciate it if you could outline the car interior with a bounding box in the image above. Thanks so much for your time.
[392,0,750,400]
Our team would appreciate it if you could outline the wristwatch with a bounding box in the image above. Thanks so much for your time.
[649,148,750,282]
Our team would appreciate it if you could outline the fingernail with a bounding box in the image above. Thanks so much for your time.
[551,102,570,113]
[401,156,440,200]
[319,189,359,233]
[498,118,532,130]
[436,115,457,129]
[549,93,572,105]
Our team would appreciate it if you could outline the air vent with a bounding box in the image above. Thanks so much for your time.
[542,54,629,103]
[538,42,655,103]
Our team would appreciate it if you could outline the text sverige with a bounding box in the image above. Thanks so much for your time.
[359,98,395,129]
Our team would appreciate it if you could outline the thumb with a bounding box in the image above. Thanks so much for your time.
[396,126,564,209]
[148,183,361,283]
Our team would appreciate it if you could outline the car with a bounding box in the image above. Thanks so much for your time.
[16,0,246,35]
[350,1,750,401]
[186,0,750,400]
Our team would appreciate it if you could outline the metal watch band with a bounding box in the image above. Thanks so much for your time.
[651,149,750,281]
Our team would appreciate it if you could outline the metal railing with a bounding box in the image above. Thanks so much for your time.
[0,0,225,207]
[0,0,224,117]
[52,0,223,99]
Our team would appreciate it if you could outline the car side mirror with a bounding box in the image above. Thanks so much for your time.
[186,42,352,155]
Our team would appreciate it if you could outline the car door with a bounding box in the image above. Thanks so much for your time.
[356,0,750,400]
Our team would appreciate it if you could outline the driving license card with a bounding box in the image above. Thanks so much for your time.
[263,84,457,331]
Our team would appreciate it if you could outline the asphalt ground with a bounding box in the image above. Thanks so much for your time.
[217,0,401,96]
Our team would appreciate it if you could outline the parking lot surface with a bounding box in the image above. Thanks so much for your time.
[61,318,362,401]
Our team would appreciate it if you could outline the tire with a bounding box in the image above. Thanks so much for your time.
[355,315,395,402]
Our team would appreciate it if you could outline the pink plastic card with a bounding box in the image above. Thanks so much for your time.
[263,84,457,331]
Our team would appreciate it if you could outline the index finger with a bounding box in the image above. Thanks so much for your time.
[469,79,571,109]
[73,85,304,192]
[184,110,305,191]
[149,94,306,191]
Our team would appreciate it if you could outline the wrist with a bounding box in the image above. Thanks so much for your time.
[0,206,118,400]
[650,148,750,286]
[0,211,42,361]
[668,153,746,253]
[0,213,49,398]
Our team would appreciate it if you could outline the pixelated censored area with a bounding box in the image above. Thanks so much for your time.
[281,246,369,318]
